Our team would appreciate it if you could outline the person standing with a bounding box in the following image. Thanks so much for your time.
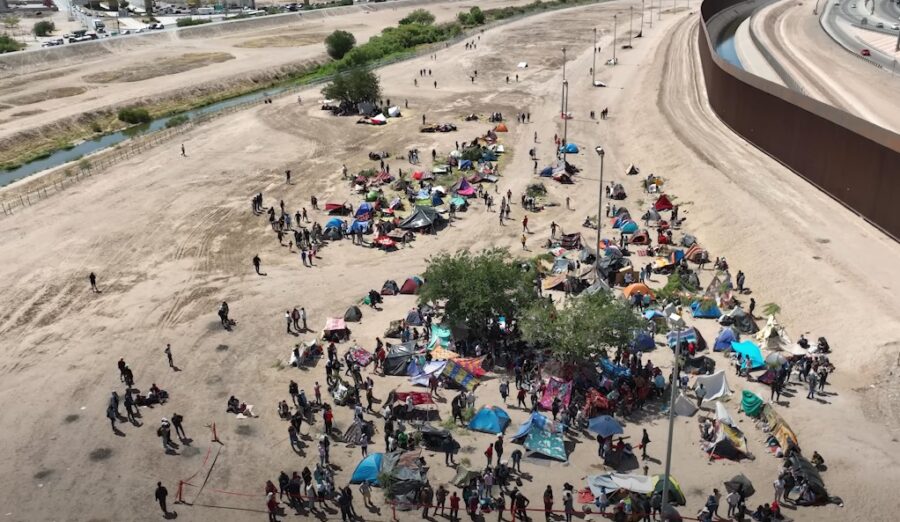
[164,344,174,368]
[155,482,169,516]
[705,489,720,518]
[123,391,137,424]
[641,429,651,460]
[420,482,434,518]
[89,272,99,293]
[496,493,507,522]
[726,488,740,518]
[444,435,456,465]
[253,255,263,275]
[494,435,504,464]
[180,144,186,157]
[695,383,706,408]
[171,412,186,440]
[436,484,448,515]
[285,170,291,184]
[300,307,307,332]
[543,485,553,522]
[449,491,461,522]
[360,480,373,508]
[267,491,279,522]
[285,311,293,334]
[773,476,785,503]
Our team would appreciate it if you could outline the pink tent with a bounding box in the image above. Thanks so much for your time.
[456,179,475,196]
[538,376,574,411]
[324,317,347,332]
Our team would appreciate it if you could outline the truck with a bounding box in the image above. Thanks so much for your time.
[196,6,214,14]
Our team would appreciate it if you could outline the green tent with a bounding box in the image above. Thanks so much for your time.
[366,190,380,202]
[741,390,764,418]
[451,196,468,209]
[451,466,481,487]
[651,475,686,505]
[524,428,567,461]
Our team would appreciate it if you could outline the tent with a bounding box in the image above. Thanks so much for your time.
[418,424,456,451]
[623,283,654,299]
[381,450,426,503]
[693,370,732,403]
[442,359,479,391]
[350,453,383,484]
[629,230,651,245]
[685,244,708,263]
[654,194,674,211]
[409,360,447,386]
[398,206,442,230]
[539,166,553,177]
[323,317,349,340]
[494,123,508,132]
[344,305,362,322]
[348,346,373,367]
[740,390,764,417]
[326,217,346,229]
[633,330,655,352]
[642,208,662,223]
[525,427,567,461]
[587,473,652,497]
[429,346,459,360]
[381,280,400,295]
[620,221,639,234]
[690,300,721,319]
[538,376,574,410]
[626,164,640,175]
[451,466,482,487]
[453,356,487,377]
[724,474,756,498]
[510,412,557,441]
[383,341,417,375]
[560,143,579,154]
[761,404,798,451]
[788,453,829,504]
[405,308,423,326]
[343,420,375,445]
[399,276,423,294]
[651,475,686,505]
[588,415,624,437]
[427,323,452,349]
[705,402,749,460]
[721,306,758,334]
[730,340,764,369]
[468,406,511,434]
[453,178,476,196]
[756,315,791,351]
[610,183,626,200]
[672,392,698,416]
[713,327,739,351]
[683,355,716,375]
[666,327,708,352]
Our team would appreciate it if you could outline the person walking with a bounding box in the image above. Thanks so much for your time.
[123,391,137,424]
[496,493,507,522]
[543,485,553,522]
[807,372,819,399]
[360,480,373,508]
[494,435,504,463]
[164,343,174,368]
[444,434,456,465]
[705,489,721,518]
[420,482,434,518]
[522,216,529,233]
[267,491,279,522]
[436,485,448,515]
[253,255,263,275]
[155,482,170,516]
[773,475,785,503]
[726,488,740,518]
[89,272,99,293]
[521,233,527,250]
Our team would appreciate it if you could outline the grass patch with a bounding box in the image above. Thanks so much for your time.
[5,87,88,106]
[176,17,212,27]
[235,32,327,48]
[117,107,152,124]
[165,114,190,128]
[83,52,235,83]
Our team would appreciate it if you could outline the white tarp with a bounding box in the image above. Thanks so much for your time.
[409,361,447,387]
[371,113,387,123]
[517,62,528,68]
[715,401,735,427]
[693,370,732,404]
[673,392,698,417]
[587,473,653,496]
[387,106,401,117]
[756,315,791,351]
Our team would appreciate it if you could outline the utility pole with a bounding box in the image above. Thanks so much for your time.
[560,47,567,115]
[594,146,605,276]
[593,27,597,85]
[612,14,618,64]
[641,0,645,33]
[895,26,900,51]
[650,0,653,28]
[561,80,569,163]
[628,6,634,47]
[661,315,685,517]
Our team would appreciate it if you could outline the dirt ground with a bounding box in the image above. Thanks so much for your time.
[0,2,899,522]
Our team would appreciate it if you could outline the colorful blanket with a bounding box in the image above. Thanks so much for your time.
[538,376,573,410]
[349,347,373,366]
[442,359,479,391]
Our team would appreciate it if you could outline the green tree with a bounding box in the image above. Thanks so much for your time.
[321,68,381,106]
[32,20,56,37]
[520,290,642,363]
[418,248,536,340]
[761,302,781,317]
[0,34,24,53]
[324,29,356,60]
[399,8,435,25]
[469,7,485,24]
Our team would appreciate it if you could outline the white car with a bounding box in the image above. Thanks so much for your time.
[892,24,900,30]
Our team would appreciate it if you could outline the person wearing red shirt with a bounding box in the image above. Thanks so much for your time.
[323,407,334,434]
[266,492,279,522]
[449,491,460,522]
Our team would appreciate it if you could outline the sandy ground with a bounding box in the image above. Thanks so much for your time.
[1,2,900,521]
[754,0,900,133]
[0,0,531,139]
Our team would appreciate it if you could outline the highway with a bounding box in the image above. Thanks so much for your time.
[821,0,900,69]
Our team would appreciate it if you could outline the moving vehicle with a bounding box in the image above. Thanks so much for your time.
[149,22,164,30]
[860,48,871,56]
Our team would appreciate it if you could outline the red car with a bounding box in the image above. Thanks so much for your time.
[861,49,871,56]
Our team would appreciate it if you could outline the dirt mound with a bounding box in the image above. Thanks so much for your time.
[83,53,236,84]
[4,87,89,106]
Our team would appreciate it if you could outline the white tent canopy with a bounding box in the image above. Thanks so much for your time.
[692,370,732,404]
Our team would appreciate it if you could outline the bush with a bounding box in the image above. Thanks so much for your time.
[32,20,56,36]
[176,17,211,27]
[0,35,24,54]
[90,121,103,133]
[399,8,435,25]
[321,68,380,105]
[165,114,189,128]
[117,107,152,124]
[325,29,356,60]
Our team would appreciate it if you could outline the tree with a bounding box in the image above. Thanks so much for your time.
[144,0,153,16]
[0,34,24,53]
[469,6,485,24]
[399,8,435,25]
[321,68,381,106]
[520,290,643,363]
[2,15,21,32]
[761,302,781,317]
[418,248,536,340]
[325,29,356,60]
[32,20,55,37]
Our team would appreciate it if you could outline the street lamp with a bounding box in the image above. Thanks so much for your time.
[562,46,567,81]
[561,80,569,163]
[592,27,597,85]
[594,146,606,277]
[612,14,618,64]
[650,0,653,28]
[661,313,685,516]
[627,6,634,48]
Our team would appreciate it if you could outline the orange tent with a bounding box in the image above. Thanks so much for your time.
[623,283,655,298]
[494,123,509,132]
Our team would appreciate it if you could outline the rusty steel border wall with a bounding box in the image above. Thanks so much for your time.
[698,0,900,240]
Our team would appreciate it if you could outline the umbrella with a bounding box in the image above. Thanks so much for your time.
[588,415,624,437]
[724,474,755,497]
[765,352,788,368]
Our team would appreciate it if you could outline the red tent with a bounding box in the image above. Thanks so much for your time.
[453,356,487,377]
[654,194,674,211]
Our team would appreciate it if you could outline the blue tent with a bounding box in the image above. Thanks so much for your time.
[666,327,699,348]
[621,221,639,234]
[690,300,721,319]
[355,203,374,219]
[560,143,579,154]
[510,412,551,440]
[468,406,510,434]
[633,331,655,352]
[539,166,554,177]
[731,340,764,368]
[671,249,686,263]
[598,358,631,379]
[525,428,567,461]
[326,218,345,229]
[714,327,738,352]
[349,220,371,234]
[612,216,628,229]
[431,193,444,206]
[350,453,383,484]
[643,310,666,321]
[588,415,624,437]
[459,159,473,170]
[482,150,498,161]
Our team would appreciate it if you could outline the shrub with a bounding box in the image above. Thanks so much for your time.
[399,8,435,25]
[176,17,211,27]
[117,107,152,124]
[0,35,24,54]
[325,29,356,60]
[90,121,103,133]
[165,114,189,128]
[32,20,56,37]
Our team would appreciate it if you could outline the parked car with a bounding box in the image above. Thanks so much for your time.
[149,22,164,30]
[892,23,899,30]
[861,48,871,56]
[876,22,884,28]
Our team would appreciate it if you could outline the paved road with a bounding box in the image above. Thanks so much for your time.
[822,0,899,68]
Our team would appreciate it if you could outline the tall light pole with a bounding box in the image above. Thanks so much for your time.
[628,6,634,47]
[561,46,567,114]
[561,80,569,163]
[650,0,653,28]
[661,314,685,516]
[592,27,597,85]
[562,46,567,81]
[641,0,645,34]
[612,14,618,64]
[594,146,606,275]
